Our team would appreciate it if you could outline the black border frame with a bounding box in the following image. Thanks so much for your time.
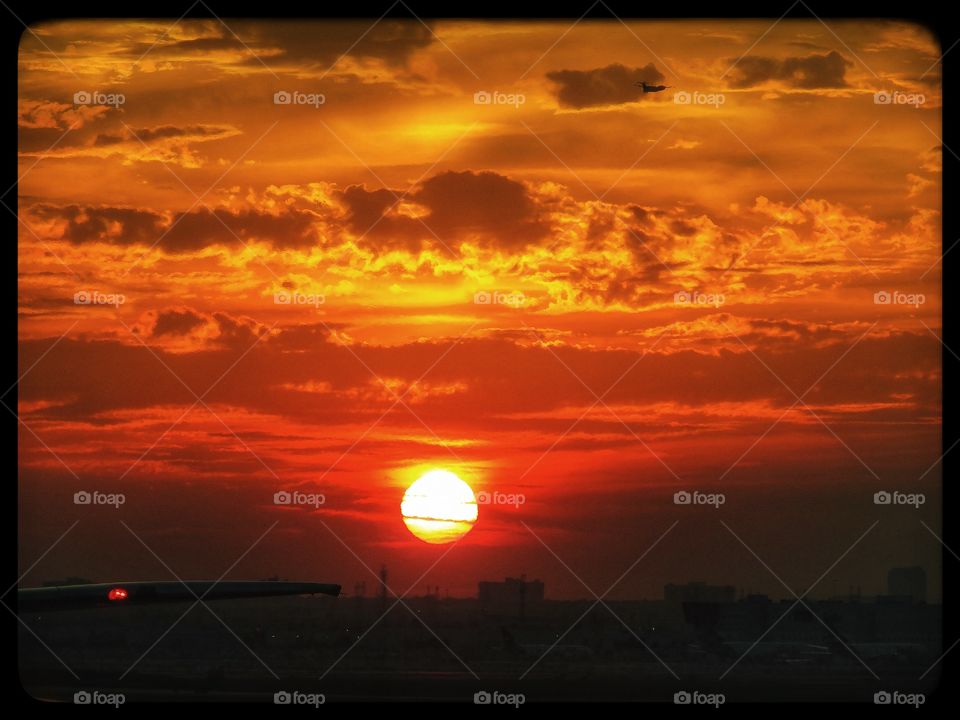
[5,0,954,710]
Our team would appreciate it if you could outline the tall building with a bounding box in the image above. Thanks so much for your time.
[887,566,926,603]
[664,581,736,604]
[478,576,544,618]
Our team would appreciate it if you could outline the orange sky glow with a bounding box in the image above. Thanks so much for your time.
[18,18,942,600]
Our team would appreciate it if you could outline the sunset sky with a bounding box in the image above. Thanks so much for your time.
[17,18,943,601]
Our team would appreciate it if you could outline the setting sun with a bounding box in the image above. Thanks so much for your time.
[400,470,479,544]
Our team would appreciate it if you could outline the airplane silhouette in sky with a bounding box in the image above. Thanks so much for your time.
[636,81,671,93]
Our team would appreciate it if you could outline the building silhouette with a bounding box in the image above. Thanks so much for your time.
[478,575,544,618]
[664,581,736,604]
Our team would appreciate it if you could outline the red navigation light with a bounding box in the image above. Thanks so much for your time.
[108,587,129,601]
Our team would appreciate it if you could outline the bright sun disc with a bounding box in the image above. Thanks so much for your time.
[401,470,478,544]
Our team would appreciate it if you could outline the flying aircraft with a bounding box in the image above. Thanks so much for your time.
[18,580,341,612]
[636,81,671,93]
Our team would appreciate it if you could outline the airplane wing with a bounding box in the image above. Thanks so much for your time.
[18,581,341,612]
